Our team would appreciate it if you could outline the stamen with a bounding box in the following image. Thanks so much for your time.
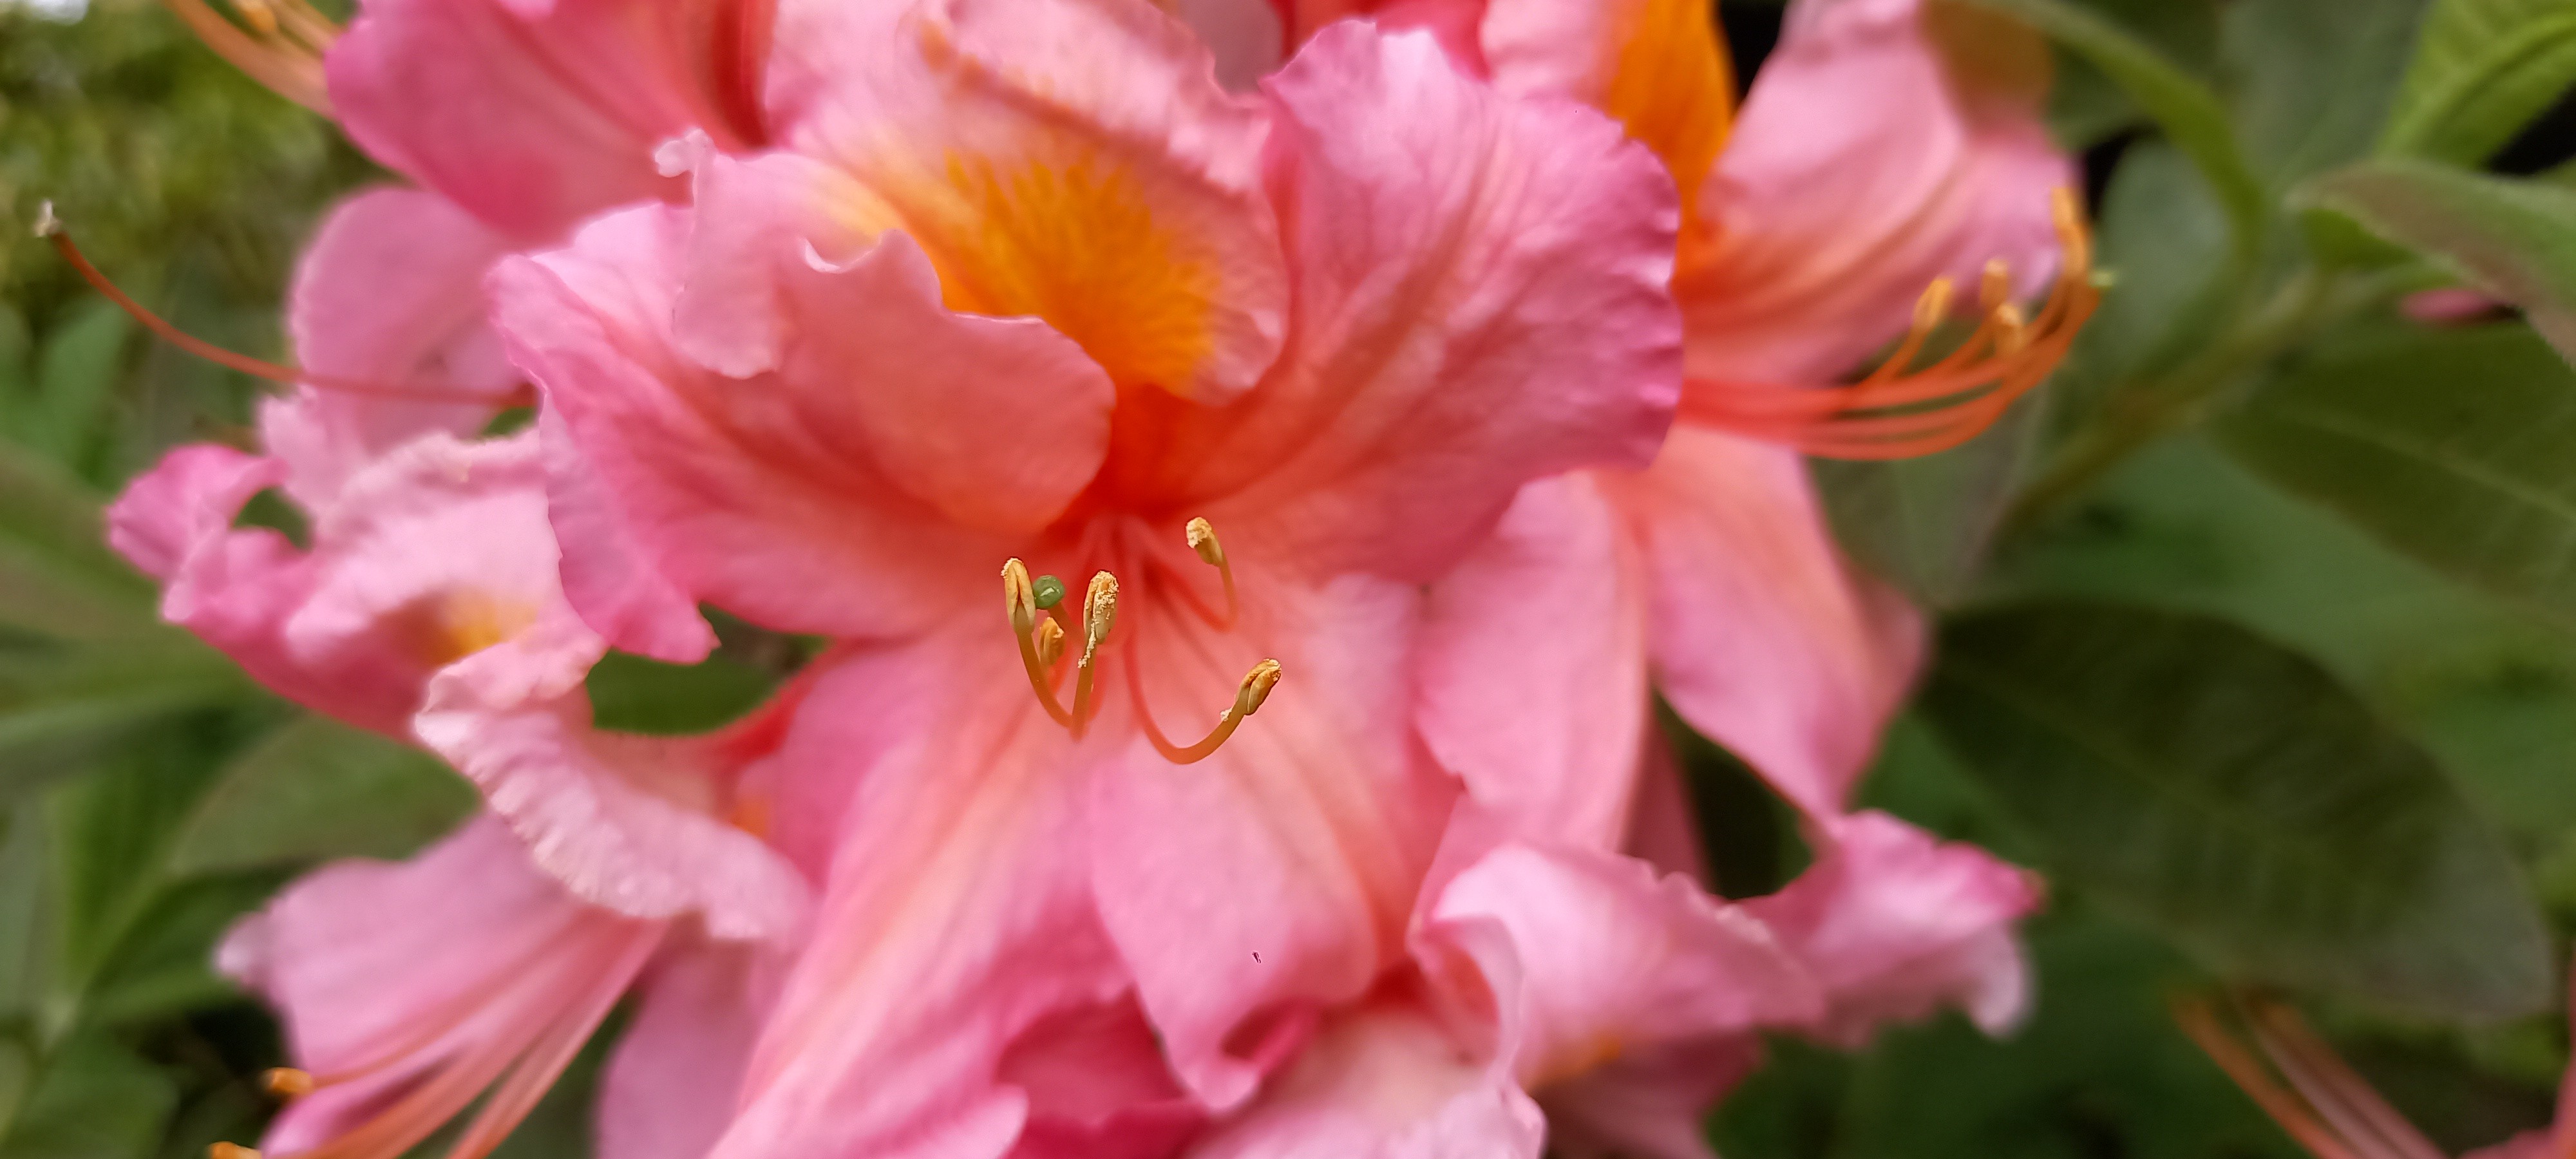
[2172,997,2365,1159]
[211,1145,263,1159]
[1135,657,1282,765]
[261,1068,315,1098]
[1033,619,1064,668]
[1001,559,1074,728]
[1182,517,1240,630]
[36,206,523,408]
[160,0,335,111]
[1067,572,1118,738]
[1683,185,2101,460]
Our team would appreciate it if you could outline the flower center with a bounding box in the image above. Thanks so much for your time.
[1000,518,1282,765]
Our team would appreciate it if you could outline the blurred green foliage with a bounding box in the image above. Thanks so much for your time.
[1,0,2575,1157]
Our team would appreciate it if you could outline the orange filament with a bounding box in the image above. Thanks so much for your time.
[1685,186,2101,460]
[36,206,527,409]
[209,924,658,1159]
[2172,995,2447,1159]
[161,0,336,111]
[1001,520,1280,764]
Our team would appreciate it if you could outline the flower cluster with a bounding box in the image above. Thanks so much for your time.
[97,0,2093,1155]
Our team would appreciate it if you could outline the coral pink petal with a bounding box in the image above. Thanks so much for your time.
[708,635,1129,1159]
[1166,0,1285,90]
[1092,570,1452,1107]
[108,445,422,734]
[540,405,717,663]
[1418,475,1647,853]
[1747,811,2040,1046]
[491,203,1057,641]
[1680,0,2071,383]
[765,0,1286,401]
[325,0,717,240]
[598,941,772,1159]
[1607,427,1922,819]
[1184,994,1546,1159]
[1429,843,1821,1089]
[414,609,813,941]
[1622,738,1712,886]
[1539,1038,1763,1159]
[1001,997,1206,1159]
[273,186,521,509]
[1157,24,1678,583]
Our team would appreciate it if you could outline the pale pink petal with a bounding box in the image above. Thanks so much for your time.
[325,0,734,240]
[1001,997,1205,1159]
[218,816,664,1153]
[1160,24,1679,582]
[1092,570,1453,1106]
[1607,427,1922,819]
[707,634,1130,1159]
[1747,811,2040,1046]
[1540,1039,1762,1159]
[540,404,717,663]
[1185,992,1544,1159]
[414,608,812,941]
[598,940,772,1159]
[1680,0,2071,382]
[271,186,520,509]
[1417,474,1647,853]
[491,198,1108,641]
[107,445,421,733]
[766,0,1287,401]
[1430,844,1819,1089]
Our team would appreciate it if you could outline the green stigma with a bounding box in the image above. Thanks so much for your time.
[1032,574,1066,610]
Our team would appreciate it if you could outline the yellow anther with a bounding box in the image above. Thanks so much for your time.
[1994,303,2031,355]
[261,1067,314,1098]
[1911,276,1956,333]
[1142,658,1285,765]
[1081,572,1119,657]
[234,0,279,34]
[210,1144,263,1159]
[1034,618,1065,668]
[1002,558,1037,636]
[1185,517,1226,568]
[1978,259,2012,313]
[1236,659,1283,716]
[31,201,59,240]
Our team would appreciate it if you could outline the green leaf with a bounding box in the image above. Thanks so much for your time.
[586,649,780,735]
[2054,142,2237,402]
[1921,600,2553,1021]
[0,1035,175,1159]
[20,300,128,479]
[2226,0,2430,185]
[169,713,474,876]
[0,639,261,806]
[2211,325,2576,625]
[1813,397,2047,607]
[0,442,158,643]
[2384,0,2576,163]
[2302,161,2576,362]
[1966,0,2269,249]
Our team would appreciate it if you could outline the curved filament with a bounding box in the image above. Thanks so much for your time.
[2172,995,2445,1159]
[160,0,336,111]
[1687,186,2101,460]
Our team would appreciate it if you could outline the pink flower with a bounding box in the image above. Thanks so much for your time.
[486,1,1683,1153]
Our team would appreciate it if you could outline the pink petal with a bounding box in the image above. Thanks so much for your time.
[1186,990,1546,1159]
[219,816,663,1153]
[1167,0,1286,90]
[707,634,1130,1159]
[1608,426,1922,818]
[1001,997,1206,1159]
[1482,0,1732,211]
[1091,570,1452,1106]
[490,198,1107,641]
[1428,843,1820,1089]
[764,0,1287,401]
[540,404,717,663]
[1679,0,2072,382]
[1622,736,1712,886]
[598,940,772,1159]
[413,607,813,941]
[272,186,520,510]
[107,444,421,734]
[1163,23,1680,583]
[1746,811,2040,1046]
[325,0,724,240]
[1539,1039,1763,1159]
[1417,474,1647,853]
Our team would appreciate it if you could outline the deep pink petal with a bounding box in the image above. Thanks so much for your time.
[598,941,772,1159]
[1001,997,1205,1159]
[325,0,724,240]
[1148,23,1678,583]
[1092,569,1452,1107]
[1680,0,2072,382]
[1417,475,1647,853]
[106,444,283,584]
[708,634,1128,1159]
[1608,427,1922,818]
[272,186,520,509]
[1747,811,2040,1046]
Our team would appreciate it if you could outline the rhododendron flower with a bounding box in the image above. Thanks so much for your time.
[109,426,811,1159]
[488,0,1683,1151]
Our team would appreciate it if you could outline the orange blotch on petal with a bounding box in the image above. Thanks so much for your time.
[1601,0,1733,232]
